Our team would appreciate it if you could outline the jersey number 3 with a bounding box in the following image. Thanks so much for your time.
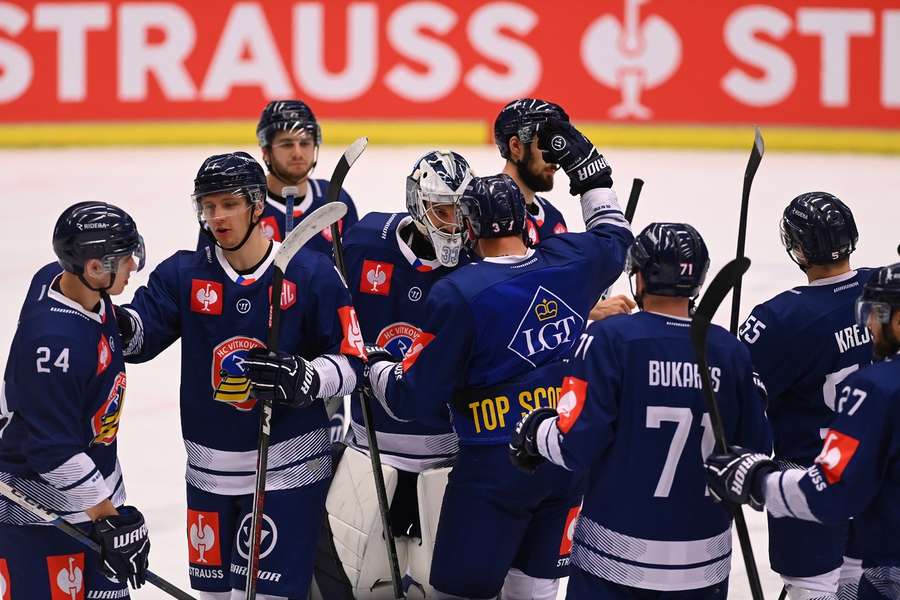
[646,406,715,498]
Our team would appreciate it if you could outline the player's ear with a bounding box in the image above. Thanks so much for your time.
[508,136,523,162]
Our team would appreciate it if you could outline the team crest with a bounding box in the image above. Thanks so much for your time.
[212,336,265,411]
[509,286,584,367]
[46,554,84,600]
[376,322,422,358]
[259,216,282,241]
[91,371,126,445]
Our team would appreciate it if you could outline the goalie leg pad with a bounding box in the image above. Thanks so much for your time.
[406,466,452,599]
[326,446,405,598]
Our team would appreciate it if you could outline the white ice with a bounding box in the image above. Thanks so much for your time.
[0,144,898,600]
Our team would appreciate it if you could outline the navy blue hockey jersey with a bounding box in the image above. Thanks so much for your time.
[1,264,128,525]
[524,195,567,246]
[342,212,464,472]
[741,269,873,464]
[764,354,900,568]
[124,243,365,495]
[369,188,632,446]
[197,179,358,255]
[539,311,771,590]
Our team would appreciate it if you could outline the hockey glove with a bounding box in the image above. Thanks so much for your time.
[537,118,612,195]
[245,348,320,408]
[704,446,776,511]
[90,505,150,588]
[361,344,397,396]
[113,305,142,356]
[509,407,557,474]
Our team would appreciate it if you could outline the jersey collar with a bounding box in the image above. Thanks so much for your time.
[46,273,106,323]
[807,270,858,287]
[215,242,280,286]
[646,310,691,322]
[527,196,547,226]
[266,180,319,218]
[482,248,537,264]
[395,215,442,272]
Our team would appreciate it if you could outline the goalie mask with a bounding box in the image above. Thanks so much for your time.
[405,150,474,267]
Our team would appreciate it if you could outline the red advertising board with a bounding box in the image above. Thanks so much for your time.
[0,1,897,130]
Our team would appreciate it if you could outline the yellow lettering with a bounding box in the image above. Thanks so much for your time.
[496,396,510,429]
[549,386,560,409]
[518,390,534,412]
[534,387,547,408]
[468,401,482,433]
[482,399,497,430]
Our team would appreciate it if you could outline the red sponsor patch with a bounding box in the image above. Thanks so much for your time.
[187,510,222,566]
[338,306,367,360]
[526,219,540,245]
[91,371,127,446]
[553,222,568,235]
[0,558,10,600]
[360,260,393,296]
[269,279,297,311]
[191,279,224,315]
[46,554,85,600]
[259,216,282,242]
[559,505,581,555]
[401,332,435,372]
[96,334,111,375]
[320,219,343,242]
[557,376,587,434]
[816,429,861,485]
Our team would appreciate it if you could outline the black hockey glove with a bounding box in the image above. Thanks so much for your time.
[361,344,397,395]
[90,505,150,588]
[537,118,612,195]
[704,446,776,511]
[113,305,141,356]
[245,348,320,408]
[509,407,557,474]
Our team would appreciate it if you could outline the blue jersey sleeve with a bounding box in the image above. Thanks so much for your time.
[124,257,182,363]
[547,326,621,472]
[371,280,475,429]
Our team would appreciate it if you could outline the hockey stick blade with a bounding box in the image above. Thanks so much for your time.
[328,137,368,277]
[690,256,765,600]
[729,128,765,334]
[0,480,196,600]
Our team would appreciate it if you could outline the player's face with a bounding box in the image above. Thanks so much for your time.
[425,200,461,234]
[514,137,557,193]
[868,310,900,359]
[199,191,258,248]
[265,130,316,184]
[107,255,138,295]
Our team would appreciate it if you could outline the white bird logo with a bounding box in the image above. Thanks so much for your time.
[196,284,219,312]
[55,557,83,600]
[190,513,216,563]
[557,390,577,418]
[581,0,681,119]
[367,265,387,292]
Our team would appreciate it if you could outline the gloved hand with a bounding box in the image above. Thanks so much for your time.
[537,118,612,195]
[245,348,320,408]
[90,505,150,588]
[509,407,557,474]
[113,305,141,356]
[361,344,397,395]
[704,446,776,511]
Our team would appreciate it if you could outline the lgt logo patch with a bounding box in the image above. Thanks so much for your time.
[508,286,584,367]
[46,554,84,600]
[361,260,393,296]
[92,371,127,445]
[191,280,223,315]
[188,510,222,566]
[816,429,860,484]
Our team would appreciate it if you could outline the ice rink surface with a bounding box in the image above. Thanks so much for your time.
[1,143,898,599]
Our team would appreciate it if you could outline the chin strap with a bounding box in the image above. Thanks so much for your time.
[77,272,114,294]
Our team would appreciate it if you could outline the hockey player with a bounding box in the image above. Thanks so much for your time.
[366,119,633,599]
[316,150,474,599]
[495,98,635,322]
[197,100,359,256]
[117,152,365,599]
[0,202,151,597]
[511,222,772,598]
[739,193,870,600]
[705,262,900,600]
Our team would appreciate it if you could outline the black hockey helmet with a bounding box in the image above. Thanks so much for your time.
[494,98,569,160]
[53,201,145,278]
[192,152,267,251]
[781,192,858,267]
[856,263,900,328]
[256,99,322,148]
[627,223,710,298]
[459,174,526,244]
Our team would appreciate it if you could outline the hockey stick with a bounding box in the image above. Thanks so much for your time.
[0,480,196,600]
[327,137,404,600]
[691,256,765,600]
[282,185,299,234]
[245,201,349,600]
[729,128,765,335]
[600,177,643,301]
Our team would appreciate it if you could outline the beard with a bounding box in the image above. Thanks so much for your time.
[873,325,900,359]
[515,147,554,193]
[269,158,314,187]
